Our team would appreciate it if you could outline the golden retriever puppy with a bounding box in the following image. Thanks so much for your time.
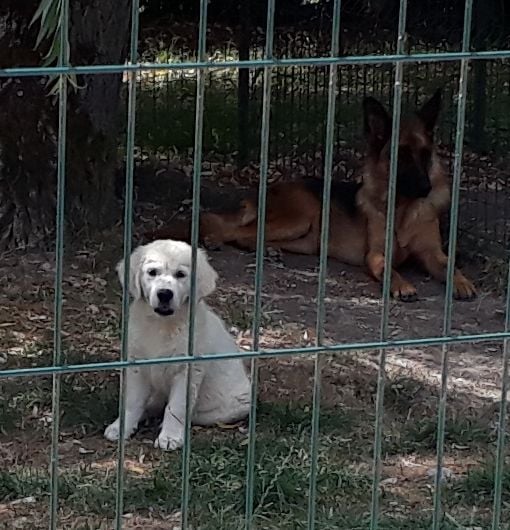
[104,239,251,450]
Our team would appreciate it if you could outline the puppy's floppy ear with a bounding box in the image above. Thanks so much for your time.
[196,247,218,300]
[417,88,442,134]
[116,246,145,299]
[363,96,392,154]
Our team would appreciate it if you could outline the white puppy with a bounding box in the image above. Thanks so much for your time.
[104,239,251,450]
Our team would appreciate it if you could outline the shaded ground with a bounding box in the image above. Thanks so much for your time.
[0,170,509,529]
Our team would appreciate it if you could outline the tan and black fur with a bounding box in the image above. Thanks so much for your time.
[145,90,476,301]
[356,89,475,300]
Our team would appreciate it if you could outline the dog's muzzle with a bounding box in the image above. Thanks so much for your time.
[155,289,174,316]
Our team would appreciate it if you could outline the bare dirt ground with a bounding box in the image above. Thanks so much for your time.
[0,169,509,529]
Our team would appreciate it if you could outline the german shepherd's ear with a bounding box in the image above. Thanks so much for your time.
[363,96,392,153]
[416,88,442,134]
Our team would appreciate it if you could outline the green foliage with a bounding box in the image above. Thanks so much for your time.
[30,0,78,96]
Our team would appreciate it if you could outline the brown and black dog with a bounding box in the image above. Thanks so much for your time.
[145,90,476,301]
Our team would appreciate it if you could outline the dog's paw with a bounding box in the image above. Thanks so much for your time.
[104,419,134,442]
[394,288,418,303]
[453,276,477,301]
[202,236,224,251]
[104,420,121,441]
[391,280,418,302]
[154,431,184,451]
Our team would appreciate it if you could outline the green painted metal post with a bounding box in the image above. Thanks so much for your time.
[307,0,342,527]
[114,2,140,529]
[181,1,209,528]
[370,1,407,528]
[492,259,510,529]
[432,2,473,527]
[49,0,69,527]
[245,1,276,528]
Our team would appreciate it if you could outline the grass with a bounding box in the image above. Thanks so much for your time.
[400,413,496,450]
[132,64,510,162]
[1,374,507,528]
[0,370,117,436]
[381,374,500,456]
[0,460,427,529]
[448,461,510,506]
[134,80,340,159]
[1,323,507,529]
[0,400,373,528]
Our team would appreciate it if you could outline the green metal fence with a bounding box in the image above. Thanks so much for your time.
[1,0,510,528]
[132,2,510,256]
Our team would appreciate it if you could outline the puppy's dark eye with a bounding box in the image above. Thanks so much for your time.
[148,269,158,277]
[175,270,186,279]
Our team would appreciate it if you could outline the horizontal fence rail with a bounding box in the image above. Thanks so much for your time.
[2,50,510,78]
[2,330,510,379]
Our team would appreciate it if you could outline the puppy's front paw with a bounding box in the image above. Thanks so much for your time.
[104,419,134,442]
[104,420,121,441]
[154,431,184,451]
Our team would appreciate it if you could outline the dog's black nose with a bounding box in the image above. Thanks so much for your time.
[157,289,174,303]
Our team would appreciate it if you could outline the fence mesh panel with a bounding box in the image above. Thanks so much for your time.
[1,0,510,529]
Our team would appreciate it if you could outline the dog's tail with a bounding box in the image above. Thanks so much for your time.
[141,218,194,244]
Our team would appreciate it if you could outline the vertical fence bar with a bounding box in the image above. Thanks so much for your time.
[492,260,510,529]
[114,1,140,528]
[432,1,473,527]
[369,1,407,528]
[48,0,69,527]
[307,0,342,527]
[180,0,208,528]
[244,0,275,527]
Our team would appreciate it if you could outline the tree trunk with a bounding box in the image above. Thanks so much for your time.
[0,3,57,249]
[67,0,131,234]
[0,0,131,251]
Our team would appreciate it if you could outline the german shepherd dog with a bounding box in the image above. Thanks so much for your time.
[145,90,476,301]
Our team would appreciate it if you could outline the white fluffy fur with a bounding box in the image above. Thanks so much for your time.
[104,239,251,451]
